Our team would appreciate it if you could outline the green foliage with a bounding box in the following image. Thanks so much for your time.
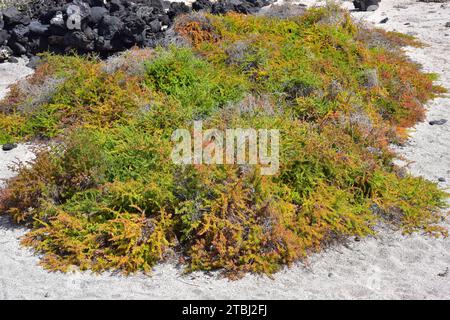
[0,54,152,143]
[369,171,448,236]
[144,47,248,119]
[0,6,447,277]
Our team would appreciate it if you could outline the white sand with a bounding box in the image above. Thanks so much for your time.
[0,0,449,299]
[0,58,36,188]
[0,58,34,99]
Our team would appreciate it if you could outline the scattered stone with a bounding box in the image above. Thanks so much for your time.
[445,22,450,28]
[29,21,50,36]
[7,56,18,63]
[193,0,214,11]
[429,119,447,125]
[98,15,128,40]
[50,11,65,28]
[64,31,95,51]
[0,29,10,45]
[353,0,380,12]
[379,17,389,24]
[9,42,26,55]
[168,2,192,19]
[89,6,109,25]
[10,24,30,44]
[438,267,448,277]
[2,7,30,27]
[366,4,379,11]
[2,143,18,151]
[0,45,12,62]
[438,177,446,182]
[149,19,162,33]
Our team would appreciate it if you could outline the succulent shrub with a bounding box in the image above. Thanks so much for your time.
[0,6,448,277]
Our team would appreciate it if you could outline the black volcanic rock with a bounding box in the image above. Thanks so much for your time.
[429,119,447,126]
[192,0,214,11]
[10,42,27,55]
[353,0,380,11]
[89,6,109,25]
[2,143,17,151]
[10,24,30,44]
[3,7,30,26]
[29,21,50,36]
[0,0,275,63]
[168,2,191,20]
[86,0,107,7]
[0,30,10,45]
[64,30,95,51]
[149,19,161,33]
[8,56,18,63]
[110,0,126,13]
[150,0,165,11]
[99,15,124,40]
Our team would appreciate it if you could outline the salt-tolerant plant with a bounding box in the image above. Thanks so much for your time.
[0,6,448,277]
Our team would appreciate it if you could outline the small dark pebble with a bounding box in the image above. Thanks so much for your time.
[445,22,450,28]
[429,119,447,126]
[438,267,448,277]
[379,17,389,24]
[354,236,361,242]
[404,22,410,26]
[2,143,17,151]
[438,177,446,182]
[328,272,333,277]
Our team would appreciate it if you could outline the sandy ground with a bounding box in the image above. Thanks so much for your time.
[0,59,36,188]
[0,0,449,300]
[0,58,33,99]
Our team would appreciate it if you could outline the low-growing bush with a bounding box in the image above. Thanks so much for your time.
[0,6,448,277]
[144,47,248,119]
